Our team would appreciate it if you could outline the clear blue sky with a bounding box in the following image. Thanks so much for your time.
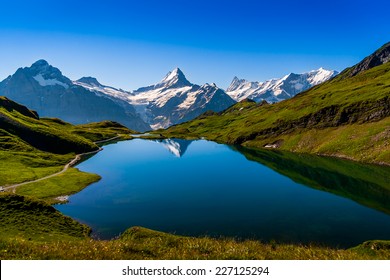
[0,0,389,89]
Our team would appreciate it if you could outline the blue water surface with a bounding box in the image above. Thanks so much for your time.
[55,139,390,247]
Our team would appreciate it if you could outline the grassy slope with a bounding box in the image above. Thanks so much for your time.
[1,97,134,154]
[160,62,390,164]
[0,194,90,242]
[0,98,133,188]
[0,97,98,154]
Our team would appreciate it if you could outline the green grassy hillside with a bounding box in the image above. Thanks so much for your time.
[0,96,97,154]
[0,194,90,242]
[160,60,390,164]
[0,96,133,199]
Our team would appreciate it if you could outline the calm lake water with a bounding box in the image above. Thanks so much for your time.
[55,139,390,248]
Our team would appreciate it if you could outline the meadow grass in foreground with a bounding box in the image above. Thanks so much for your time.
[1,225,390,260]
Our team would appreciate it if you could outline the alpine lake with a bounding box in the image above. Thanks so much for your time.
[55,139,390,248]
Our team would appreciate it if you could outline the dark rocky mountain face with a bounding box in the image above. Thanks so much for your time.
[0,60,150,132]
[76,77,102,87]
[347,42,390,77]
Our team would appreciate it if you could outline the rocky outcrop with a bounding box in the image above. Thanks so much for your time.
[347,42,390,77]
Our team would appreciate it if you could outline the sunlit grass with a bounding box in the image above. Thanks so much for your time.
[1,225,389,260]
[15,168,101,204]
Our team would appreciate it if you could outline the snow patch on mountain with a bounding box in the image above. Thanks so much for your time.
[130,86,193,107]
[33,74,69,89]
[73,79,132,102]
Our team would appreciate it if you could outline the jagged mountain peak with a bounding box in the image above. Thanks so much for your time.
[12,59,72,89]
[227,76,248,92]
[227,68,338,103]
[309,67,336,75]
[202,82,218,88]
[158,67,192,88]
[25,59,70,85]
[29,59,60,75]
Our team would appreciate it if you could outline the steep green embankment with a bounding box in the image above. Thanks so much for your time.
[160,50,390,164]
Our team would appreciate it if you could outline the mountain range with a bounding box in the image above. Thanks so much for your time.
[161,42,390,165]
[226,68,338,103]
[0,60,150,132]
[73,67,338,128]
[75,68,236,129]
[0,60,337,131]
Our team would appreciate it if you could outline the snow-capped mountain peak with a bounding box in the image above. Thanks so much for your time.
[226,68,338,103]
[306,68,337,85]
[74,67,235,130]
[227,76,248,92]
[28,59,71,89]
[157,67,192,88]
[202,82,218,90]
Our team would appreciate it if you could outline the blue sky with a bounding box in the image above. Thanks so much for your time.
[0,0,389,89]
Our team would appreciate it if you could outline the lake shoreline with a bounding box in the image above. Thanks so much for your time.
[55,138,390,249]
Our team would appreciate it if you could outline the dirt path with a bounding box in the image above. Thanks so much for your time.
[1,135,121,193]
